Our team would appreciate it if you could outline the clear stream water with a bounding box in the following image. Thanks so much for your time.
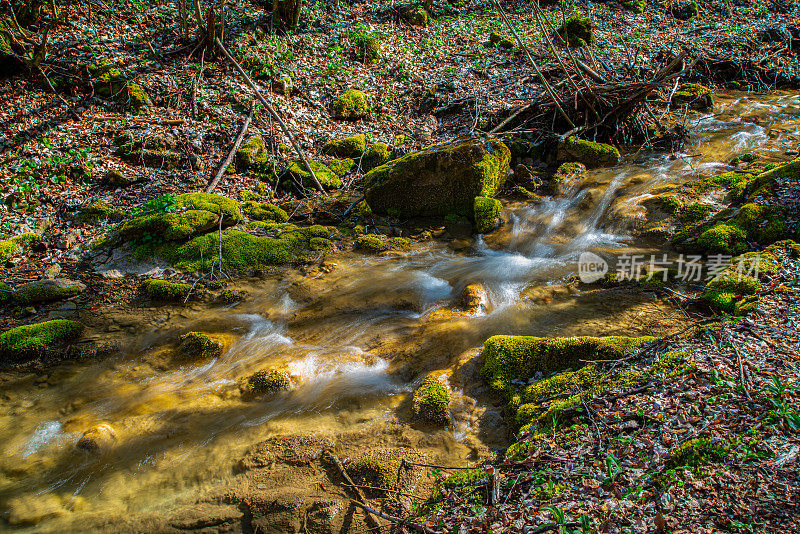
[0,92,798,530]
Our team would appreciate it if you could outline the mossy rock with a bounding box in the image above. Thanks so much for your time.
[439,469,490,504]
[77,200,124,222]
[398,4,429,26]
[473,196,502,233]
[141,279,193,301]
[750,158,800,198]
[672,83,713,113]
[489,32,514,50]
[347,456,396,495]
[119,193,242,242]
[555,12,595,48]
[271,76,292,97]
[558,137,620,168]
[620,0,646,13]
[0,320,84,362]
[355,234,409,253]
[327,158,355,177]
[668,438,727,468]
[243,201,288,222]
[104,169,138,187]
[88,62,153,114]
[323,134,366,159]
[362,142,391,172]
[287,160,342,189]
[236,135,269,171]
[364,137,510,218]
[671,0,699,20]
[412,373,451,424]
[349,32,381,64]
[242,369,291,397]
[0,233,40,263]
[331,89,370,121]
[700,249,777,313]
[13,279,86,305]
[0,281,11,304]
[178,332,223,359]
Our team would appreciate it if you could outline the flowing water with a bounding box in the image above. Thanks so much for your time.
[1,92,799,531]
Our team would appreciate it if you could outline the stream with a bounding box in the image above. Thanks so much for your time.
[1,91,799,531]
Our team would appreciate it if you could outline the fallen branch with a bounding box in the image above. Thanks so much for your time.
[322,450,382,532]
[349,500,437,534]
[206,102,253,193]
[215,37,328,197]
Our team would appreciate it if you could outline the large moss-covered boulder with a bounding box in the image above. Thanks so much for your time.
[243,201,288,222]
[331,89,370,121]
[0,320,84,362]
[364,137,510,218]
[287,160,342,189]
[13,279,86,305]
[118,193,242,241]
[671,83,713,113]
[362,142,391,172]
[555,12,595,47]
[557,137,620,168]
[323,134,366,159]
[349,32,381,63]
[412,372,451,424]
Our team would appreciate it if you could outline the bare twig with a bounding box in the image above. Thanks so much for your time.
[206,102,253,193]
[349,500,437,534]
[323,450,382,532]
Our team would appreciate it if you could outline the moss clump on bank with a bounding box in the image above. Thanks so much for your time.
[347,456,395,493]
[12,279,86,305]
[555,12,595,47]
[620,0,645,13]
[0,320,84,361]
[362,142,391,172]
[287,160,342,189]
[489,31,514,50]
[178,332,223,359]
[243,369,291,396]
[668,438,727,468]
[331,89,370,120]
[349,32,381,64]
[242,202,288,222]
[0,233,40,263]
[142,279,192,301]
[473,196,502,233]
[364,138,510,218]
[399,4,429,26]
[438,469,490,503]
[355,234,409,253]
[78,200,124,222]
[323,134,366,159]
[327,158,355,177]
[412,374,451,424]
[672,83,713,113]
[0,281,11,304]
[236,135,268,171]
[558,137,620,167]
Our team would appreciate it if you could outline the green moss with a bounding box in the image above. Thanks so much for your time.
[309,237,332,250]
[0,281,11,304]
[671,0,699,20]
[668,438,727,468]
[77,200,124,222]
[120,194,242,242]
[672,83,713,112]
[750,159,800,199]
[236,135,268,171]
[659,195,683,214]
[0,320,83,361]
[473,196,502,233]
[12,280,85,305]
[127,83,154,115]
[556,12,595,47]
[356,234,390,252]
[244,369,290,395]
[89,62,152,114]
[679,202,715,223]
[239,191,261,202]
[348,457,395,492]
[412,374,451,424]
[327,158,355,177]
[559,137,620,167]
[362,142,391,172]
[399,4,429,26]
[178,332,223,359]
[173,193,242,223]
[142,279,192,301]
[439,469,490,503]
[505,441,532,462]
[287,160,342,189]
[364,138,510,218]
[0,233,40,263]
[489,32,514,49]
[697,223,748,254]
[620,0,645,13]
[243,201,288,222]
[323,134,366,158]
[305,225,330,239]
[331,89,370,120]
[349,32,381,64]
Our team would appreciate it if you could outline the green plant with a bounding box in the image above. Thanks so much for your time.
[603,452,622,483]
[763,376,800,432]
[126,194,176,219]
[7,143,92,203]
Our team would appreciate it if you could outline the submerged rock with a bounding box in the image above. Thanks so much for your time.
[76,423,117,453]
[242,369,291,398]
[178,332,223,359]
[347,455,396,495]
[364,137,510,218]
[12,279,86,305]
[460,283,488,314]
[412,372,451,424]
[557,137,620,168]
